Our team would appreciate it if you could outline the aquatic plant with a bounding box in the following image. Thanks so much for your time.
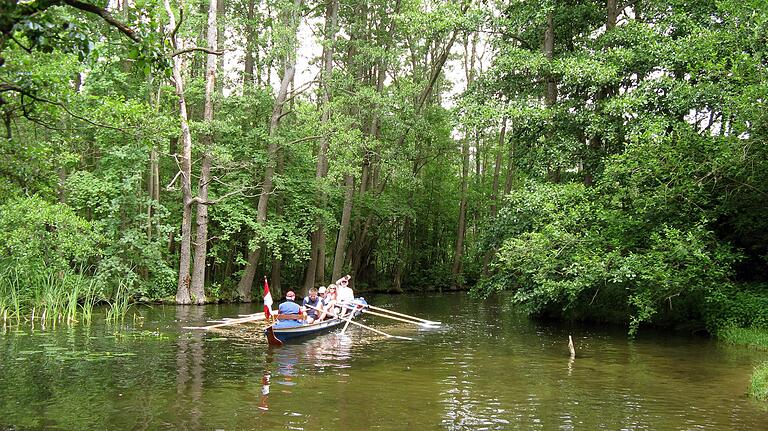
[79,278,98,324]
[0,262,103,327]
[0,267,23,324]
[105,281,133,323]
[750,362,768,401]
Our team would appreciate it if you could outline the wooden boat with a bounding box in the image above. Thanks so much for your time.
[264,298,367,346]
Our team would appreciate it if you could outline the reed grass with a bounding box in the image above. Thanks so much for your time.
[106,281,132,323]
[750,362,768,401]
[0,263,108,328]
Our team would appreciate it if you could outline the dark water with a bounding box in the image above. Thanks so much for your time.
[1,293,766,430]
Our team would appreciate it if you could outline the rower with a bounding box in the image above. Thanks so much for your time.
[274,290,303,328]
[301,287,322,324]
[336,275,354,316]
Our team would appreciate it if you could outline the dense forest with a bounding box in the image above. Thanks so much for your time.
[1,0,767,336]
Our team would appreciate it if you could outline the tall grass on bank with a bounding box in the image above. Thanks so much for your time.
[718,326,768,401]
[0,265,110,327]
[751,362,768,401]
[718,326,768,350]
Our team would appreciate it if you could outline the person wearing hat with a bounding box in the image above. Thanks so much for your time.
[336,275,354,316]
[316,284,337,321]
[274,290,303,328]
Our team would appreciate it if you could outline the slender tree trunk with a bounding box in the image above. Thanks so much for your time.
[482,118,507,275]
[607,0,618,30]
[349,0,400,285]
[165,0,193,304]
[147,146,158,239]
[543,8,560,183]
[490,118,505,216]
[584,0,618,186]
[504,133,516,195]
[304,0,339,291]
[451,29,478,286]
[243,0,255,87]
[332,174,354,281]
[238,0,302,301]
[189,0,218,304]
[452,137,469,281]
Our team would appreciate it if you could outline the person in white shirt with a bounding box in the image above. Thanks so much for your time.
[335,275,354,316]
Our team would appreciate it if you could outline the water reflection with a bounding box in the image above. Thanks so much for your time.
[1,293,767,430]
[259,370,271,411]
[174,305,206,430]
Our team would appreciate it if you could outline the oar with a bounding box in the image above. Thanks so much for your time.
[184,314,267,330]
[237,311,277,318]
[364,303,441,326]
[361,308,439,328]
[304,304,413,341]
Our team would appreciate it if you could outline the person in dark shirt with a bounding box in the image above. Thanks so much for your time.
[301,287,322,323]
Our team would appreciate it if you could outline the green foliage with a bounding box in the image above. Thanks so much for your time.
[0,196,101,271]
[750,362,768,401]
[707,285,768,332]
[477,177,741,334]
[468,0,768,336]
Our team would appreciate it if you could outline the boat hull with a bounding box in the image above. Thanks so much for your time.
[265,298,366,346]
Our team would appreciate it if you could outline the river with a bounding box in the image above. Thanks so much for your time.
[1,292,766,430]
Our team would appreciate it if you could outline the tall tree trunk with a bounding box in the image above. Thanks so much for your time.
[348,0,400,285]
[584,0,618,186]
[607,0,618,30]
[189,0,218,304]
[543,8,560,183]
[238,0,302,301]
[451,29,477,286]
[165,0,194,304]
[243,0,255,87]
[490,118,506,217]
[482,118,507,275]
[269,137,286,297]
[332,174,354,281]
[504,132,516,195]
[304,0,339,291]
[452,137,469,282]
[544,10,557,106]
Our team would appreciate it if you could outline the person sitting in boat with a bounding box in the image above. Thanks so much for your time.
[301,287,322,324]
[336,275,355,316]
[316,284,337,321]
[274,290,303,328]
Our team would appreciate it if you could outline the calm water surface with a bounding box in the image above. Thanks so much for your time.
[1,293,766,430]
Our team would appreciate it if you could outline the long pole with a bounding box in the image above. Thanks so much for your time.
[364,303,441,325]
[304,304,412,341]
[361,309,439,327]
[184,314,266,330]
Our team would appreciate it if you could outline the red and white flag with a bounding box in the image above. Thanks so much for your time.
[263,276,273,319]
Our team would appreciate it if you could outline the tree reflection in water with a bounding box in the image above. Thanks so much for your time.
[175,305,206,429]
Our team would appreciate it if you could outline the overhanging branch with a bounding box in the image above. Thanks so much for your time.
[172,47,225,57]
[62,0,141,43]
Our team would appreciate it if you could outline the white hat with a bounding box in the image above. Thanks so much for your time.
[318,286,327,293]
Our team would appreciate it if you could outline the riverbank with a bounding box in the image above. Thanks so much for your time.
[718,326,768,401]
